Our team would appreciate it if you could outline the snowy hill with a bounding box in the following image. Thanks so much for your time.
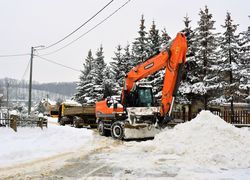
[0,78,76,105]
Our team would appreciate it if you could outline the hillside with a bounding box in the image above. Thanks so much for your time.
[0,78,77,104]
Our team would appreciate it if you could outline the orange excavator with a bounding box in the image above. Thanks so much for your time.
[95,32,188,139]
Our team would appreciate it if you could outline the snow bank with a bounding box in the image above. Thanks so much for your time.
[141,110,250,169]
[0,120,93,167]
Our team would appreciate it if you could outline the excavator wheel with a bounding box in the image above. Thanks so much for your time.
[111,121,124,140]
[98,120,108,136]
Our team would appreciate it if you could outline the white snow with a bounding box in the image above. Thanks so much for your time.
[147,111,250,169]
[1,111,250,178]
[127,107,159,116]
[9,110,19,116]
[0,117,93,167]
[62,99,81,106]
[41,98,57,106]
[100,111,250,178]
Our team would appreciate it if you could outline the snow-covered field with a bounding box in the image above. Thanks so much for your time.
[0,111,250,179]
[0,118,93,167]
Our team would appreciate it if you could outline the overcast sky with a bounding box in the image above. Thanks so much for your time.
[0,0,249,83]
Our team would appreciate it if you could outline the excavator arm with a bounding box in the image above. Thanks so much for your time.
[122,32,187,118]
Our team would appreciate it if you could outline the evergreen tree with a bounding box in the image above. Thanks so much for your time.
[92,45,107,101]
[218,12,243,112]
[147,21,161,97]
[103,65,116,98]
[239,23,250,102]
[132,15,149,66]
[148,20,161,56]
[160,28,171,47]
[74,50,95,104]
[148,24,171,102]
[178,15,198,119]
[123,44,133,72]
[110,45,126,89]
[191,6,220,109]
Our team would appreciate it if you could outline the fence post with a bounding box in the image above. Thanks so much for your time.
[248,111,250,124]
[45,118,48,128]
[38,118,43,130]
[10,115,17,132]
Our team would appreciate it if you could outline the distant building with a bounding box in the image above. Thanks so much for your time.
[0,89,4,107]
[39,99,59,117]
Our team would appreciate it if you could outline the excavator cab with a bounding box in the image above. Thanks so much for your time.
[135,86,154,107]
[123,85,155,108]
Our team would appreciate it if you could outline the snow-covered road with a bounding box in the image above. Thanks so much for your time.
[1,111,250,179]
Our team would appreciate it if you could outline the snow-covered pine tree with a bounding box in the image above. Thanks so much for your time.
[239,22,250,102]
[147,22,170,103]
[148,21,161,56]
[178,15,198,119]
[123,44,133,73]
[74,50,95,104]
[147,21,160,96]
[217,12,243,118]
[103,65,116,98]
[110,45,126,90]
[132,15,149,66]
[92,45,107,101]
[160,28,171,47]
[191,6,220,110]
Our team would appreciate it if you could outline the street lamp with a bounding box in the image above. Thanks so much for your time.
[28,45,45,116]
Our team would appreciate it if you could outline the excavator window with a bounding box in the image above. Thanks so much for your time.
[136,87,154,107]
[124,86,154,108]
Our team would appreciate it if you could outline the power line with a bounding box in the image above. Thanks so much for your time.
[21,59,31,80]
[0,53,30,58]
[40,0,131,56]
[39,0,114,51]
[35,55,81,72]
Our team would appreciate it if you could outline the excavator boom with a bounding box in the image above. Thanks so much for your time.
[122,32,187,118]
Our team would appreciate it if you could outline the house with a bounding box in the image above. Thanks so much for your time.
[39,99,58,116]
[0,89,4,107]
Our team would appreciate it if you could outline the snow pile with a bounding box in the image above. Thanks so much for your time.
[142,111,250,169]
[63,100,81,106]
[0,120,93,167]
[48,117,59,123]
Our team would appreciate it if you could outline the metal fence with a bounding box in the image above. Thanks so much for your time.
[172,110,250,125]
[212,110,249,124]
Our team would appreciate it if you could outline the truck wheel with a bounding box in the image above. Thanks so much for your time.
[73,120,79,128]
[98,121,108,136]
[111,122,124,140]
[90,125,97,129]
[59,119,65,126]
[73,116,81,128]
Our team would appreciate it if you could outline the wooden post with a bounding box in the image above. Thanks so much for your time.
[10,116,17,132]
[248,112,250,124]
[38,118,43,130]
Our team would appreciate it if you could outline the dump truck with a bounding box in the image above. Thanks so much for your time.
[58,101,96,128]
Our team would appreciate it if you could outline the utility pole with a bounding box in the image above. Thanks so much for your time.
[248,15,250,33]
[28,47,34,115]
[6,82,9,119]
[28,45,44,115]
